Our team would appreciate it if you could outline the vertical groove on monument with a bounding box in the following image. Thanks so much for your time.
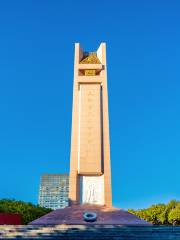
[69,43,112,206]
[100,86,104,175]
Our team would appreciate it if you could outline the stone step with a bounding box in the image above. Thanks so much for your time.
[1,226,180,239]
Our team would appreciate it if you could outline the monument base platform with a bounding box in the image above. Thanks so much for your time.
[30,204,151,225]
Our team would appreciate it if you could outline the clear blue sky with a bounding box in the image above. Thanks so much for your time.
[0,0,180,210]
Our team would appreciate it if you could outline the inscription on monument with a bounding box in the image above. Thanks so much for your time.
[78,84,102,175]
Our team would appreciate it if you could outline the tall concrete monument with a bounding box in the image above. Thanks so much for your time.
[69,43,112,206]
[30,43,150,225]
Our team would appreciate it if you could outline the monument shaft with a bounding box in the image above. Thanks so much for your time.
[69,43,112,206]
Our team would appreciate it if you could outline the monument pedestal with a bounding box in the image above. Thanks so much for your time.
[30,204,151,225]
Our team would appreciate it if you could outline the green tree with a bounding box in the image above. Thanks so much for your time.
[0,199,52,224]
[168,208,180,225]
[128,200,180,225]
[159,200,177,224]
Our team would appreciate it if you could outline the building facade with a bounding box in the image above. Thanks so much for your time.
[39,174,69,210]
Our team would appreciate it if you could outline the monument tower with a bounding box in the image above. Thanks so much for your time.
[30,43,150,225]
[69,43,112,206]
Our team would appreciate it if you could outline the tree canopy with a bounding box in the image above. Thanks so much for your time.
[128,200,180,225]
[0,199,52,224]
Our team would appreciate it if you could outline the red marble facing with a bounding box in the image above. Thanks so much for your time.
[29,204,151,225]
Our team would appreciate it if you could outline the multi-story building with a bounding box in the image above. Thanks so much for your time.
[39,174,69,210]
